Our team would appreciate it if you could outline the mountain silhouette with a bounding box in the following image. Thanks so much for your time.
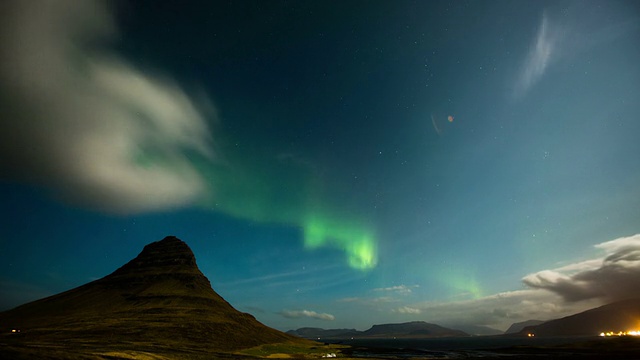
[505,319,545,334]
[287,322,469,340]
[522,298,640,337]
[0,236,301,358]
[362,321,469,338]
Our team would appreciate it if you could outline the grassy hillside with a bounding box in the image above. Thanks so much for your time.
[0,236,310,359]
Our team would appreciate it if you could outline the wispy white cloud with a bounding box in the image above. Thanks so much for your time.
[371,296,401,304]
[513,1,638,99]
[0,0,215,213]
[218,265,362,295]
[393,306,422,315]
[514,11,562,97]
[280,309,335,321]
[335,285,418,311]
[596,235,640,253]
[373,284,419,295]
[217,269,314,287]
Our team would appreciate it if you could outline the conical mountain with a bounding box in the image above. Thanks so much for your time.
[0,236,302,357]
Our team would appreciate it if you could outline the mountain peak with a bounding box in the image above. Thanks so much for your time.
[109,235,197,277]
[136,235,195,265]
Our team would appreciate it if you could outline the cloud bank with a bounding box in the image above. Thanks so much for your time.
[280,309,335,321]
[0,0,378,269]
[0,0,215,213]
[523,234,640,302]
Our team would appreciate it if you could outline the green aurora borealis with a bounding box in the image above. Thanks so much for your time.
[2,0,640,334]
[195,141,378,270]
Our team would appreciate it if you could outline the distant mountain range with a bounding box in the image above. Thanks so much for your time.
[289,321,469,339]
[290,298,640,340]
[0,236,305,359]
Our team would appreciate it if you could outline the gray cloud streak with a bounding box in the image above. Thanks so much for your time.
[514,11,561,98]
[514,1,638,99]
[0,0,215,213]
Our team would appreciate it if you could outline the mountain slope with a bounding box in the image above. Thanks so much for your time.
[0,236,302,357]
[447,324,503,336]
[525,298,640,337]
[505,320,545,334]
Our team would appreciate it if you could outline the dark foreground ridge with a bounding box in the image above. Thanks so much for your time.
[0,236,305,359]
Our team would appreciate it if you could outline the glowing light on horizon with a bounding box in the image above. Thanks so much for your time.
[599,330,640,337]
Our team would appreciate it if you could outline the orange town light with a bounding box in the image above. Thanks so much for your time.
[599,330,640,336]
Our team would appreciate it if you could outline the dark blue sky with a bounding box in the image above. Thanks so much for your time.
[1,0,640,331]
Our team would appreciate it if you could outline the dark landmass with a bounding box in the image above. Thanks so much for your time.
[363,321,469,338]
[521,298,640,337]
[505,320,545,334]
[289,321,470,340]
[0,236,312,359]
[447,323,503,336]
[339,336,640,359]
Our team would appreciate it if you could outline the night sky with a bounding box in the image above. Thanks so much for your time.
[1,0,640,332]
